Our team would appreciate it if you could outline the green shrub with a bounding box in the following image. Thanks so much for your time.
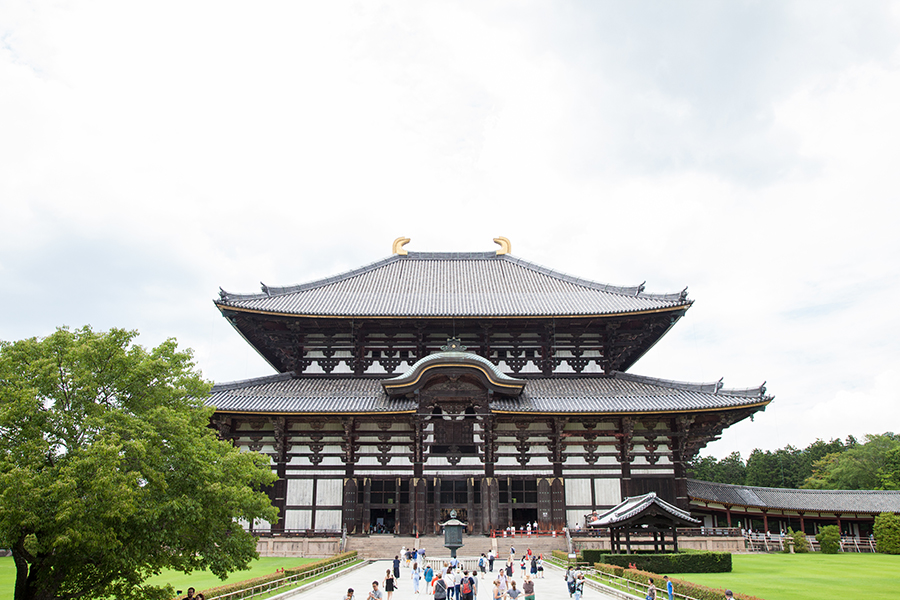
[592,562,764,600]
[592,552,731,573]
[816,525,841,554]
[874,512,900,554]
[580,549,605,564]
[791,529,810,553]
[200,551,357,598]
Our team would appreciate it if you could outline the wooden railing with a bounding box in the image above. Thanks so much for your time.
[252,529,341,538]
[208,555,359,600]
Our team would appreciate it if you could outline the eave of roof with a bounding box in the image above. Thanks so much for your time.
[215,252,692,318]
[206,372,771,416]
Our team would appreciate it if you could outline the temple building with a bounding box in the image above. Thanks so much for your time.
[207,238,772,536]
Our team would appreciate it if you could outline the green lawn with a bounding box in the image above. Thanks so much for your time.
[0,555,318,598]
[671,553,900,600]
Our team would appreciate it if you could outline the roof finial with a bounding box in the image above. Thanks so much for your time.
[392,237,410,255]
[493,236,511,255]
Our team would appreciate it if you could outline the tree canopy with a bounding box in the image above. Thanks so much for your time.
[0,326,277,600]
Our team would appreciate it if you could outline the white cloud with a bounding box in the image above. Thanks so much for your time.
[1,1,900,458]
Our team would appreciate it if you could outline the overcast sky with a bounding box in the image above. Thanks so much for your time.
[2,1,899,460]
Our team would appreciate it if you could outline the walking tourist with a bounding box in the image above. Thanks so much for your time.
[434,576,448,600]
[425,564,435,595]
[344,588,355,600]
[573,575,585,600]
[523,575,535,600]
[479,553,487,578]
[664,576,673,600]
[536,555,544,578]
[493,580,504,600]
[412,563,422,594]
[368,581,384,600]
[461,570,476,600]
[488,550,495,572]
[565,566,575,597]
[646,578,656,600]
[507,580,521,600]
[384,570,397,600]
[394,556,401,578]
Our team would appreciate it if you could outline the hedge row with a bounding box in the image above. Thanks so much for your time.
[585,551,731,573]
[199,551,358,598]
[592,563,766,600]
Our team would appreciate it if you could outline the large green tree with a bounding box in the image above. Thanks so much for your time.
[803,433,900,490]
[0,326,277,600]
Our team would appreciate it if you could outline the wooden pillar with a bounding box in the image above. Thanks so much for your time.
[506,477,513,528]
[836,514,842,535]
[726,506,732,527]
[763,511,769,533]
[434,477,441,534]
[551,478,566,532]
[467,478,475,534]
[481,478,494,534]
[537,478,552,531]
[395,478,402,534]
[363,478,372,533]
[342,478,358,534]
[799,513,805,534]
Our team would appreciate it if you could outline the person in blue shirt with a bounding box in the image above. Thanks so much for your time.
[664,576,674,600]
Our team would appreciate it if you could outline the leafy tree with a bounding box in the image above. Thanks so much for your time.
[687,452,746,485]
[0,326,278,600]
[876,445,900,490]
[803,433,900,490]
[782,528,810,553]
[816,525,841,554]
[874,512,900,554]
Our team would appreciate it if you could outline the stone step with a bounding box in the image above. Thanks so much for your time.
[346,535,565,560]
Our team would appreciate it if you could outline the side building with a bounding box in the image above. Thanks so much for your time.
[208,241,772,536]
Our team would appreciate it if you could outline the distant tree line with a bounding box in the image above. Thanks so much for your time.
[687,433,900,490]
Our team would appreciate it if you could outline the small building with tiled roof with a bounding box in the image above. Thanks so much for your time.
[687,479,900,537]
[208,239,771,537]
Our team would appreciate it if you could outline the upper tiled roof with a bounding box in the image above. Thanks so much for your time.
[687,479,900,514]
[216,252,691,317]
[207,371,769,415]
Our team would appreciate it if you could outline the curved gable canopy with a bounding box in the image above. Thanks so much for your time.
[382,340,525,398]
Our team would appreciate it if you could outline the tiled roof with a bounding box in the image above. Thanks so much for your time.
[491,372,769,413]
[382,349,525,396]
[208,375,416,414]
[207,371,770,415]
[591,492,700,526]
[215,252,691,317]
[687,479,900,514]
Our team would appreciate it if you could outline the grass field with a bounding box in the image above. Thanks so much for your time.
[0,555,318,598]
[671,553,900,600]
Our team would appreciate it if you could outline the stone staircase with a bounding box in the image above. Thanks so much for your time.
[346,534,565,560]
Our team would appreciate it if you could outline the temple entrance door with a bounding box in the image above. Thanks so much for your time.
[512,508,538,530]
[370,508,396,534]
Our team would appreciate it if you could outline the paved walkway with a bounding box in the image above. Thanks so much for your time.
[283,559,622,600]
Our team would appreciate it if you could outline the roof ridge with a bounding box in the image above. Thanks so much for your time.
[218,255,401,301]
[210,371,295,392]
[216,251,691,304]
[687,479,900,495]
[615,372,768,398]
[499,255,689,302]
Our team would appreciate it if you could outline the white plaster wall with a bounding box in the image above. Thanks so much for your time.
[594,479,621,506]
[287,479,314,505]
[565,479,592,506]
[285,509,313,530]
[317,510,343,530]
[567,510,586,528]
[316,479,343,505]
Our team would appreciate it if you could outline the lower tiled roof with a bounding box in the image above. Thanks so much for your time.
[207,372,770,415]
[687,479,900,514]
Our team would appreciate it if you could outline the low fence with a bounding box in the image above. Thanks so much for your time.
[208,554,359,600]
[545,553,699,600]
[491,529,563,538]
[252,529,342,538]
[744,532,877,553]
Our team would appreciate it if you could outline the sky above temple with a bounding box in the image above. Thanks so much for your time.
[2,1,899,460]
